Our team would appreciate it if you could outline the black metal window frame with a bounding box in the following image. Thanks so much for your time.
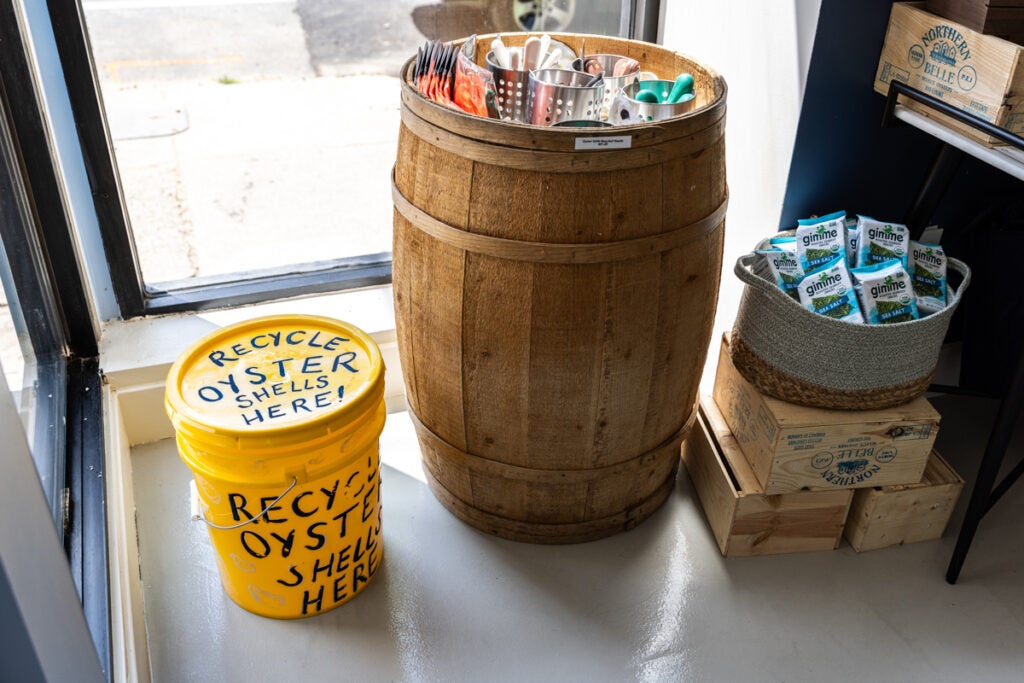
[0,1,109,678]
[625,0,663,42]
[46,0,394,318]
[44,0,660,319]
[0,86,68,533]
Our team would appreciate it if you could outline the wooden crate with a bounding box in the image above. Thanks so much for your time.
[845,450,965,551]
[926,0,1024,45]
[682,397,853,557]
[712,334,939,495]
[874,2,1024,144]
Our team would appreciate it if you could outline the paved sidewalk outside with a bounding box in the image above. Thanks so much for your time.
[108,76,401,283]
[87,0,419,284]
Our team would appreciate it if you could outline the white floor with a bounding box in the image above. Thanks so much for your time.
[131,392,1024,683]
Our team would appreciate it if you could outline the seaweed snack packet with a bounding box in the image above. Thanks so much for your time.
[756,248,805,301]
[769,235,796,246]
[797,256,865,324]
[909,240,948,316]
[856,216,909,269]
[796,211,847,274]
[850,260,920,324]
[846,225,860,268]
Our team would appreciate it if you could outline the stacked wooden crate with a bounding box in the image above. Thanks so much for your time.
[926,0,1024,45]
[681,334,964,556]
[874,2,1024,145]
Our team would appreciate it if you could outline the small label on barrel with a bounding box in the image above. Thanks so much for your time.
[574,136,632,150]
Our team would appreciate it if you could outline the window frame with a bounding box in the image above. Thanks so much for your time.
[0,87,68,531]
[2,1,97,356]
[1,0,110,677]
[41,0,409,318]
[44,0,658,319]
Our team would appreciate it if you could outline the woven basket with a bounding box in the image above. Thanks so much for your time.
[730,249,971,410]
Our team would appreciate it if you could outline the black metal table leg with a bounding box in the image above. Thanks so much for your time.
[881,82,1024,582]
[946,349,1024,583]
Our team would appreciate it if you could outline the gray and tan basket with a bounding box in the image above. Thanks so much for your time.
[731,249,971,410]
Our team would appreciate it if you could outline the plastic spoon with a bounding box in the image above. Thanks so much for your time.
[491,35,510,69]
[666,73,695,104]
[539,33,551,66]
[524,36,542,70]
[635,89,661,103]
[539,46,562,70]
[612,57,640,78]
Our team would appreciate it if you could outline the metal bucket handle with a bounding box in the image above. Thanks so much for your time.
[193,477,298,530]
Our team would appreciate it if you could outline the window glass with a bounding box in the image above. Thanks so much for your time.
[0,253,27,396]
[1,101,67,535]
[0,248,29,413]
[0,225,66,528]
[80,0,627,286]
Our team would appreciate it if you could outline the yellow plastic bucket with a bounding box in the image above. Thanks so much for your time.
[164,314,386,619]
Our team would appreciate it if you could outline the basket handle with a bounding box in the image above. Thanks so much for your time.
[735,252,973,305]
[945,257,971,303]
[734,253,787,298]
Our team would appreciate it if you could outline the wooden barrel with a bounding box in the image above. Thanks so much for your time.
[393,33,727,543]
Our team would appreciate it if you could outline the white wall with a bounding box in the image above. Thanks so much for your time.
[660,0,820,390]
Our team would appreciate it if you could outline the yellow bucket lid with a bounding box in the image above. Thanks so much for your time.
[165,315,384,448]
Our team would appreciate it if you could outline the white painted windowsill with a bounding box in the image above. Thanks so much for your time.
[100,283,1024,683]
[101,285,407,681]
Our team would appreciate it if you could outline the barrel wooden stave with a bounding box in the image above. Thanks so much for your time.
[411,407,688,532]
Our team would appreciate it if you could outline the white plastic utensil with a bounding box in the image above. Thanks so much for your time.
[539,46,562,70]
[524,36,541,70]
[539,34,551,67]
[491,35,511,69]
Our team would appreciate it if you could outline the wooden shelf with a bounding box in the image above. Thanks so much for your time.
[893,104,1024,182]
